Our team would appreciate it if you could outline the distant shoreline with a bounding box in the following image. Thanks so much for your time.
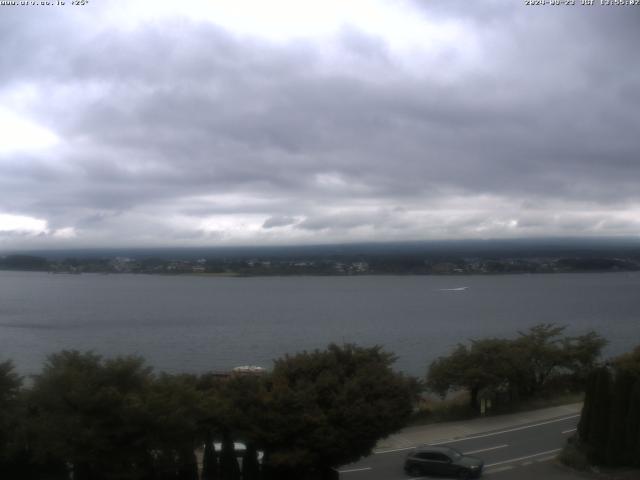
[2,250,639,277]
[1,268,638,278]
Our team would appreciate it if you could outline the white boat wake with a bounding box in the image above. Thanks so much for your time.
[438,287,468,291]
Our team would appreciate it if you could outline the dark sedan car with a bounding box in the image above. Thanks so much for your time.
[404,445,484,478]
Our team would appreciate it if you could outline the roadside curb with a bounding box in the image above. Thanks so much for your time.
[374,403,583,453]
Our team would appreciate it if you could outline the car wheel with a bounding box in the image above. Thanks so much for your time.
[407,465,423,477]
[457,468,471,479]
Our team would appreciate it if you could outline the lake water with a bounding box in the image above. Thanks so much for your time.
[1,270,639,377]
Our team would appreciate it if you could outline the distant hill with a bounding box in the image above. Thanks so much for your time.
[3,237,640,261]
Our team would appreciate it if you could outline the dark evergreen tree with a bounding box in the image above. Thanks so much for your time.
[156,450,179,480]
[201,432,219,480]
[0,361,24,479]
[260,452,275,480]
[241,442,260,480]
[577,369,597,444]
[177,448,199,480]
[588,367,612,464]
[605,370,634,465]
[575,346,640,468]
[219,431,240,480]
[624,379,640,467]
[612,345,640,466]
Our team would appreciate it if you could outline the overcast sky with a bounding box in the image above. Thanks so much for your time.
[1,0,639,249]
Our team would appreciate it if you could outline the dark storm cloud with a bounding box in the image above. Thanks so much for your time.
[1,1,639,246]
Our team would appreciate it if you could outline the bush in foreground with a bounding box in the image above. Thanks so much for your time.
[0,344,417,480]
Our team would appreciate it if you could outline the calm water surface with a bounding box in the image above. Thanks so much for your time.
[1,271,639,376]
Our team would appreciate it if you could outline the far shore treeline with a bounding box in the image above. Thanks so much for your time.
[2,239,640,276]
[1,325,638,480]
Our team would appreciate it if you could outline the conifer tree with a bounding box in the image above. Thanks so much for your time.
[605,371,634,465]
[587,367,612,464]
[219,431,240,480]
[201,432,219,480]
[0,361,23,478]
[577,369,597,444]
[624,379,640,467]
[177,448,199,480]
[241,442,260,480]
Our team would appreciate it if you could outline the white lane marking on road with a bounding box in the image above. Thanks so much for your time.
[430,414,580,445]
[337,467,372,474]
[485,465,514,474]
[375,446,415,454]
[485,448,561,468]
[464,444,509,455]
[562,428,577,434]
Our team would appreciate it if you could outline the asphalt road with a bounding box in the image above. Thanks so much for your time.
[338,413,580,480]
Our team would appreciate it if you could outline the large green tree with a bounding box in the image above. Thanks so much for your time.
[255,344,418,479]
[0,361,27,478]
[144,373,204,480]
[0,360,21,446]
[427,324,606,411]
[514,325,606,397]
[28,351,156,480]
[427,338,518,410]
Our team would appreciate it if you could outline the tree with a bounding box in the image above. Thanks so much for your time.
[214,375,265,479]
[143,373,205,480]
[513,324,568,397]
[587,367,612,464]
[614,347,640,466]
[563,331,608,372]
[0,360,27,478]
[605,369,635,465]
[256,344,418,479]
[627,380,640,467]
[201,431,219,480]
[577,367,597,443]
[195,373,228,480]
[28,351,156,480]
[613,346,640,377]
[427,324,607,411]
[219,431,240,480]
[0,361,21,448]
[427,338,519,411]
[426,344,471,396]
[576,347,640,468]
[242,443,260,480]
[177,447,199,480]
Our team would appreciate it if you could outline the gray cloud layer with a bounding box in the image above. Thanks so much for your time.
[1,1,639,247]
